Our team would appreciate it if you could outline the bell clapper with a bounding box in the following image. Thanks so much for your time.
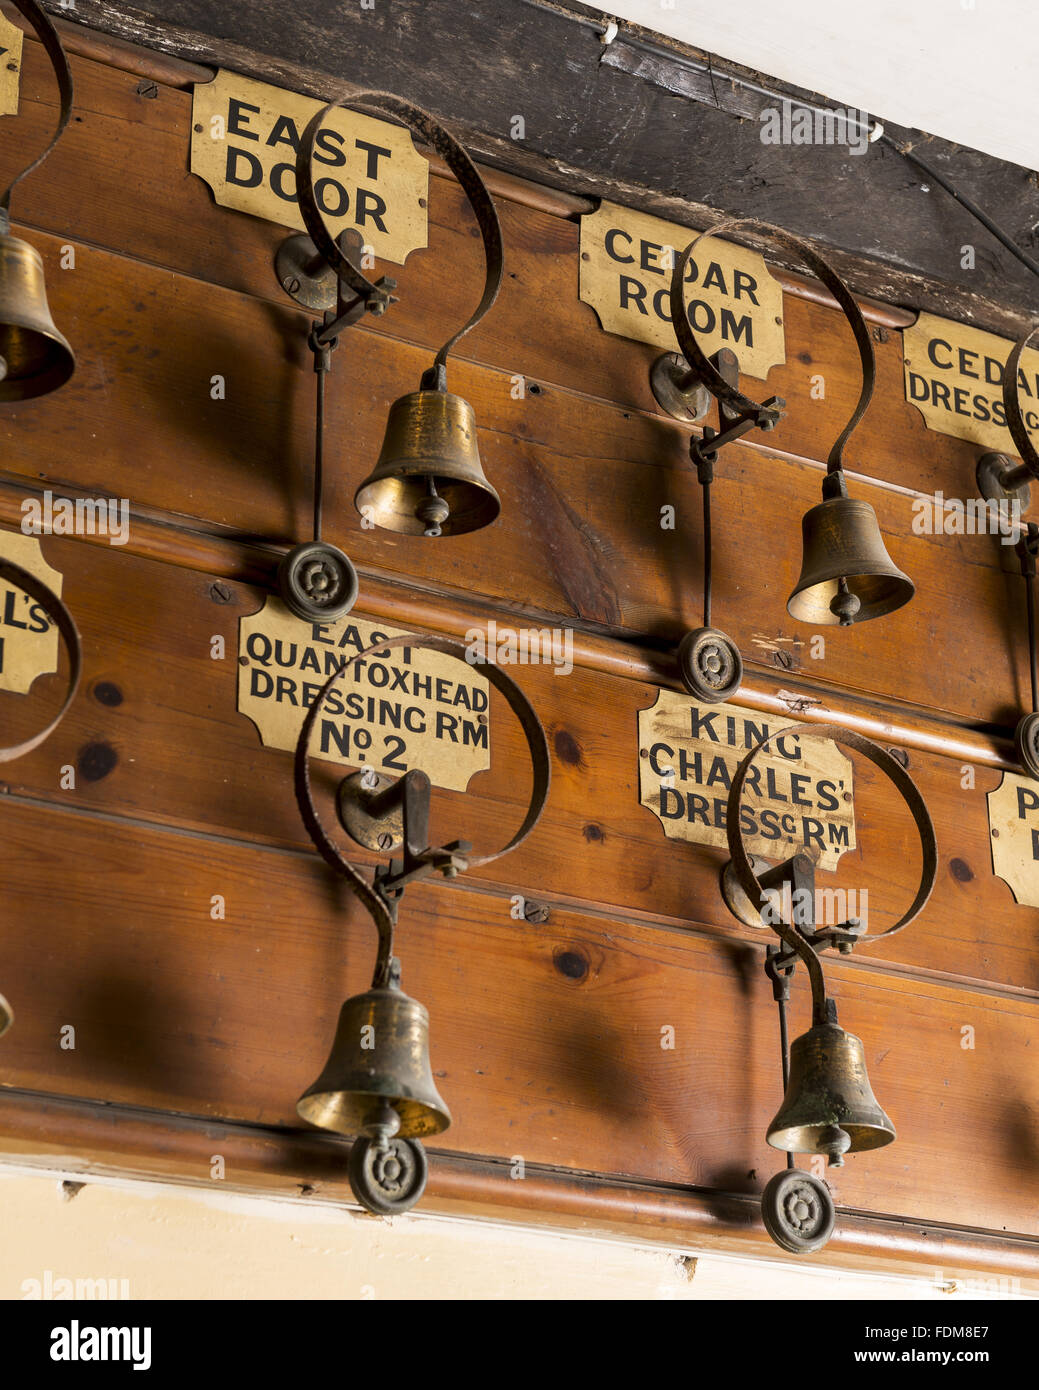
[361,1100,402,1150]
[417,476,451,537]
[817,1124,852,1167]
[830,575,861,626]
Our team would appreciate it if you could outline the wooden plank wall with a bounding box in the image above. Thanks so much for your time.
[0,38,1037,1279]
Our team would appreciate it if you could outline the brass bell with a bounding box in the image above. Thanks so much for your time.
[767,1021,895,1164]
[355,385,500,537]
[787,484,913,627]
[0,227,75,402]
[297,979,451,1140]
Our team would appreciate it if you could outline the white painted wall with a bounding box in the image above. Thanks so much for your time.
[0,1168,1030,1300]
[594,1,1038,169]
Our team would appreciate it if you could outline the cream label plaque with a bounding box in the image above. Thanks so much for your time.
[638,692,855,871]
[238,599,490,791]
[579,202,786,380]
[0,13,23,118]
[191,70,429,265]
[987,771,1039,908]
[903,311,1039,453]
[0,531,62,695]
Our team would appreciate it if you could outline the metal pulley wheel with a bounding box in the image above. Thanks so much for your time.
[677,626,743,703]
[278,540,358,624]
[348,1134,428,1215]
[760,1169,836,1255]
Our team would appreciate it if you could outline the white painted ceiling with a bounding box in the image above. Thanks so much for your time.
[593,1,1037,170]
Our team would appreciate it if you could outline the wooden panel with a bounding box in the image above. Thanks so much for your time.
[7,40,1027,520]
[0,231,1030,732]
[0,529,1035,995]
[1,35,1034,1263]
[0,796,1035,1238]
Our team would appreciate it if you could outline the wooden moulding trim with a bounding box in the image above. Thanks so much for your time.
[769,267,915,331]
[11,24,913,328]
[425,152,595,219]
[0,1087,1034,1284]
[0,474,1016,770]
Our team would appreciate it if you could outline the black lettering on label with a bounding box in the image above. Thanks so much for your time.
[227,98,260,140]
[225,147,262,188]
[3,591,27,630]
[315,128,346,166]
[462,720,488,749]
[927,337,954,370]
[315,177,349,217]
[604,228,634,263]
[733,269,759,305]
[436,711,458,742]
[801,817,824,851]
[619,276,647,313]
[356,188,388,232]
[721,308,752,347]
[701,262,727,294]
[266,114,301,150]
[321,720,350,757]
[765,767,788,802]
[249,669,273,699]
[690,709,720,742]
[355,139,392,180]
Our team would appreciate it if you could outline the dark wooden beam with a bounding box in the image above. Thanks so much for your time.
[35,0,1039,337]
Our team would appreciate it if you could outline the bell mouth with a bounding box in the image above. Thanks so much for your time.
[0,234,76,402]
[296,1090,450,1140]
[787,572,915,626]
[355,470,500,538]
[0,325,75,403]
[766,1120,895,1155]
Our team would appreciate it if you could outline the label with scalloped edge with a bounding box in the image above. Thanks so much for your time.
[638,690,855,871]
[237,598,490,792]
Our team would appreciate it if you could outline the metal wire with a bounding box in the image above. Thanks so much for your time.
[879,136,1039,284]
[314,364,325,544]
[1028,564,1038,714]
[777,993,794,1170]
[702,476,712,629]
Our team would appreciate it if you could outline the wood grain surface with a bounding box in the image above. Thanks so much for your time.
[0,35,1035,1265]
